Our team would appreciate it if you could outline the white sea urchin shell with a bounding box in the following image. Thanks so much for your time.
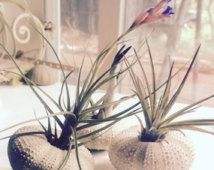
[109,129,194,170]
[78,121,139,151]
[78,123,115,151]
[8,126,94,170]
[31,65,59,86]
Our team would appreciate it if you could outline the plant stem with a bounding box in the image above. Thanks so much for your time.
[58,113,78,150]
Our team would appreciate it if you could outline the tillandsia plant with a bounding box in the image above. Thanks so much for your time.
[0,38,138,170]
[78,0,175,151]
[109,41,214,170]
[0,5,141,170]
[0,0,175,169]
[77,45,134,151]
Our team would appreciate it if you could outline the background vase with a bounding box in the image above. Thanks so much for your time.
[78,120,140,151]
[30,65,59,86]
[78,123,116,151]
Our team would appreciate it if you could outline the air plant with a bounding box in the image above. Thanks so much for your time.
[109,42,214,170]
[0,38,140,170]
[0,0,176,169]
[0,15,142,170]
[131,43,214,141]
[76,45,134,151]
[77,0,175,151]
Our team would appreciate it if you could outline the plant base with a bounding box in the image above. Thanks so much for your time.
[8,125,94,170]
[109,129,194,170]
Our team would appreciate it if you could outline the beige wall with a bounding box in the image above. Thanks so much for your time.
[2,0,45,21]
[98,0,120,50]
[26,0,45,21]
[0,0,45,58]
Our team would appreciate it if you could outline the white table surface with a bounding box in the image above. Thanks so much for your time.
[0,84,214,170]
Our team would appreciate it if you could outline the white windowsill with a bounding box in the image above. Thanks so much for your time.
[0,84,214,170]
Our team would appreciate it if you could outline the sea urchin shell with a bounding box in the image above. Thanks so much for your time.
[8,126,94,170]
[109,129,194,170]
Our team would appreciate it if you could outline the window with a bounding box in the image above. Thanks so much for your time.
[61,0,99,56]
[43,0,214,106]
[59,0,121,80]
[119,0,214,107]
[60,0,99,76]
[1,0,213,106]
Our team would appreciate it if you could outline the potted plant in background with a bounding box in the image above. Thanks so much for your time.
[109,41,214,170]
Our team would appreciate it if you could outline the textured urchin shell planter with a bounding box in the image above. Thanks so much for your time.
[78,123,115,150]
[109,130,194,170]
[8,126,94,170]
[78,122,137,151]
[31,65,59,86]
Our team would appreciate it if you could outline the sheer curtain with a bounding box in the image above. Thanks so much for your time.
[120,0,214,107]
[60,0,99,63]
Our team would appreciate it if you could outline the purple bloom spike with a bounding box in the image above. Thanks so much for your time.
[129,0,174,29]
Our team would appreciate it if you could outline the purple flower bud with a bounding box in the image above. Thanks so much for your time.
[147,7,154,13]
[111,45,131,67]
[162,6,174,15]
